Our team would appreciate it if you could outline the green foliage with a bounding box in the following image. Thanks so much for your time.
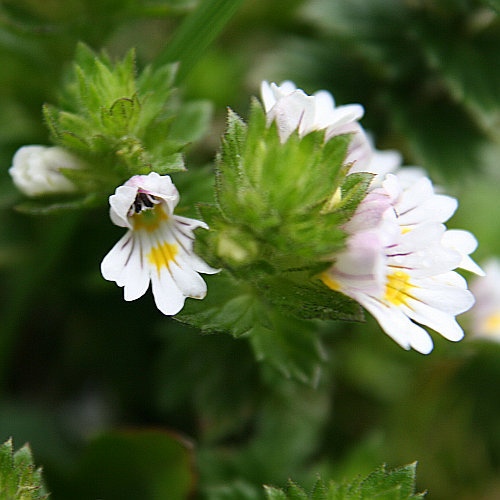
[176,273,332,383]
[0,438,48,500]
[264,463,426,500]
[156,0,246,82]
[3,2,500,500]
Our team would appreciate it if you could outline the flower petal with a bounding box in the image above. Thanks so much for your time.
[151,266,186,315]
[403,300,466,342]
[101,232,134,282]
[123,231,150,301]
[441,229,485,275]
[109,186,137,228]
[358,294,434,354]
[169,258,207,299]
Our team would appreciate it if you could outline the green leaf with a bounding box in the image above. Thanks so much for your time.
[483,0,500,13]
[264,486,289,500]
[15,193,104,215]
[175,272,262,337]
[257,272,364,322]
[392,93,488,178]
[155,0,246,82]
[423,20,500,138]
[170,99,214,143]
[264,463,426,499]
[0,438,48,499]
[176,272,326,384]
[65,430,195,500]
[248,316,325,385]
[339,172,374,219]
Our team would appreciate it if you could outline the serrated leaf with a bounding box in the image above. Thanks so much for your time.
[285,481,309,500]
[339,172,374,219]
[176,272,326,384]
[175,272,258,337]
[0,438,48,499]
[0,439,17,495]
[264,463,426,500]
[15,193,103,215]
[42,43,194,183]
[264,485,289,500]
[258,273,364,322]
[311,479,328,500]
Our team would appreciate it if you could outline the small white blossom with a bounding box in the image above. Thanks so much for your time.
[322,173,481,354]
[9,145,83,197]
[101,172,218,315]
[260,80,365,145]
[469,259,500,341]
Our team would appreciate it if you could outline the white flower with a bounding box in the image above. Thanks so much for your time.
[469,259,500,341]
[321,173,481,354]
[101,172,218,315]
[347,132,403,178]
[9,145,83,197]
[260,80,365,145]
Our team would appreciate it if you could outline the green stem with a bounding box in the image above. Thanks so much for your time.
[154,0,245,82]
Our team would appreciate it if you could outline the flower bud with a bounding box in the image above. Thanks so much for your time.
[9,145,83,197]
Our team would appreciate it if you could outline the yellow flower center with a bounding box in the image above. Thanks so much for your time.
[147,241,179,272]
[482,312,500,335]
[384,271,415,306]
[132,204,168,232]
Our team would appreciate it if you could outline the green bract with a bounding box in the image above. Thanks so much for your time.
[41,43,211,199]
[0,439,48,500]
[264,463,426,500]
[178,100,373,383]
[201,99,372,273]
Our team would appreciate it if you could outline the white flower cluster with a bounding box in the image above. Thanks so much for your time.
[263,80,483,353]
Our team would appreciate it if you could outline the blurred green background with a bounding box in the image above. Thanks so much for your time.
[1,0,500,498]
